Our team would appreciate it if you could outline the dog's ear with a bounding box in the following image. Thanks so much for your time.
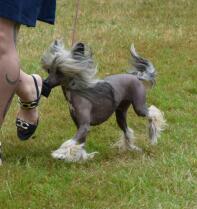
[54,39,64,46]
[72,42,85,58]
[48,39,64,55]
[54,40,58,46]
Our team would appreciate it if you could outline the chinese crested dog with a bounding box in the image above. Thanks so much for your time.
[41,40,166,162]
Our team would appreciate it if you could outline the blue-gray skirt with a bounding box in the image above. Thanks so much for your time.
[0,0,56,27]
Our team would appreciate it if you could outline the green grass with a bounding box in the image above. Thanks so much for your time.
[1,0,197,208]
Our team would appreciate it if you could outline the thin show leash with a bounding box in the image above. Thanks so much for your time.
[71,0,80,46]
[0,142,2,166]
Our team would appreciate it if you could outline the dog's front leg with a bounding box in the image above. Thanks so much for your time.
[74,123,89,144]
[51,124,98,162]
[52,95,98,162]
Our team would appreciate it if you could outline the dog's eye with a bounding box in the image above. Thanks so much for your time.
[56,70,63,76]
[56,67,62,74]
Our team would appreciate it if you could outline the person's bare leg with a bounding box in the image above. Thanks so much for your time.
[0,17,42,130]
[0,18,20,126]
[16,71,42,124]
[10,21,43,126]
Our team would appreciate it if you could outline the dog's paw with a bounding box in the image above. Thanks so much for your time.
[127,144,142,152]
[60,139,76,148]
[51,144,98,162]
[112,137,142,153]
[51,148,67,160]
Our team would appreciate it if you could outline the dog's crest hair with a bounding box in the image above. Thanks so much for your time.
[41,40,98,89]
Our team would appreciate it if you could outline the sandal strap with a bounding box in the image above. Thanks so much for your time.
[16,118,30,130]
[16,118,38,140]
[18,75,41,110]
[18,98,40,109]
[32,74,39,99]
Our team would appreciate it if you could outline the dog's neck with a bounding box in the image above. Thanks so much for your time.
[61,79,77,103]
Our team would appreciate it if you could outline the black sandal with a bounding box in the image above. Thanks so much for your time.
[16,75,41,140]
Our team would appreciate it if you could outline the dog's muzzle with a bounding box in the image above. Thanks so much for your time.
[41,79,52,98]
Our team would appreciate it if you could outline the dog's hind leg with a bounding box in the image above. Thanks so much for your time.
[113,102,142,152]
[132,91,166,145]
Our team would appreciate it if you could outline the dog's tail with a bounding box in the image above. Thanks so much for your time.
[129,44,156,88]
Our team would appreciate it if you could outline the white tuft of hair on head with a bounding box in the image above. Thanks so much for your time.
[41,40,66,70]
[148,105,167,144]
[57,44,98,87]
[41,40,99,89]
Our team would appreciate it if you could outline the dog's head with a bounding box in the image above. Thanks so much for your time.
[41,40,86,89]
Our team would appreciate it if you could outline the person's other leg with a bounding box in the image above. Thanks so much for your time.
[0,18,20,126]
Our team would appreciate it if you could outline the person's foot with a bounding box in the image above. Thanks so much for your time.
[16,74,42,140]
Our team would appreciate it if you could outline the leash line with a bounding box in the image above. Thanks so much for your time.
[71,0,80,46]
[0,142,2,166]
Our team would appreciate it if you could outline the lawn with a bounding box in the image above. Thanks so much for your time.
[0,0,197,208]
